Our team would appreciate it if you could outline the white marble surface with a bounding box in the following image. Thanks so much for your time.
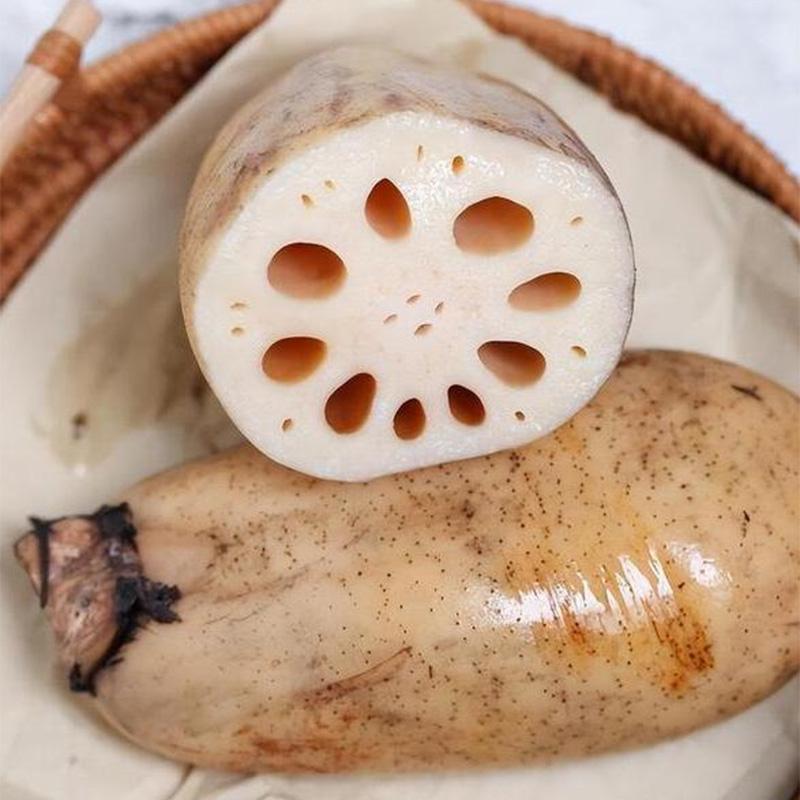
[1,0,798,175]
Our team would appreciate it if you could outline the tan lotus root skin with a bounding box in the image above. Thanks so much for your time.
[180,46,635,481]
[14,352,799,772]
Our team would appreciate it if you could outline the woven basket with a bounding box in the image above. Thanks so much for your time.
[1,0,798,303]
[0,6,798,796]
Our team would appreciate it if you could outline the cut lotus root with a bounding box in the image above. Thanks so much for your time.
[180,47,634,481]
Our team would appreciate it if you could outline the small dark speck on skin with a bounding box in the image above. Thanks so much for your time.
[71,411,88,440]
[214,541,230,557]
[731,384,762,402]
[743,510,750,523]
[428,665,434,679]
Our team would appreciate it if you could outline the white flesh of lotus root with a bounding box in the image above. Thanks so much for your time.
[180,47,634,482]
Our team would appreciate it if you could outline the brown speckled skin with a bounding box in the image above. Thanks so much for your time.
[27,351,799,772]
[179,46,615,358]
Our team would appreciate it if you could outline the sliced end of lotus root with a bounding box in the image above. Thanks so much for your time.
[181,47,634,481]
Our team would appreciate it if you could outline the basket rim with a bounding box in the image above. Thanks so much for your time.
[78,0,798,195]
[468,0,799,206]
[78,0,281,95]
[2,0,798,304]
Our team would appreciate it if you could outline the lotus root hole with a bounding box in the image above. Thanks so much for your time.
[383,314,398,325]
[324,180,335,189]
[572,345,587,357]
[282,418,293,431]
[230,301,247,310]
[230,327,245,337]
[479,341,545,387]
[365,179,411,239]
[515,411,526,421]
[393,399,426,440]
[301,194,314,208]
[509,272,581,312]
[262,337,327,383]
[570,216,584,226]
[448,385,485,426]
[267,243,346,299]
[453,197,533,255]
[416,145,424,161]
[451,155,465,174]
[435,302,444,314]
[325,373,377,434]
[414,324,432,336]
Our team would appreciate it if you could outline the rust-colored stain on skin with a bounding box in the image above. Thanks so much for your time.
[657,611,714,692]
[236,722,360,772]
[237,646,415,771]
[249,735,348,772]
[497,490,715,694]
